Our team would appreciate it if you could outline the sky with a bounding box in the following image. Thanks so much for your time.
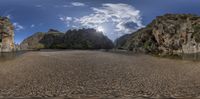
[0,0,200,44]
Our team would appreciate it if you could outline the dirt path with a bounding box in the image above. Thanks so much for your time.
[0,50,199,98]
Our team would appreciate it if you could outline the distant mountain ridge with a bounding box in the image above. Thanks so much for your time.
[117,14,200,55]
[20,28,114,50]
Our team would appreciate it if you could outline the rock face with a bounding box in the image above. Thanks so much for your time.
[64,28,114,49]
[115,34,131,49]
[120,14,200,55]
[20,32,46,50]
[20,28,114,50]
[0,17,15,52]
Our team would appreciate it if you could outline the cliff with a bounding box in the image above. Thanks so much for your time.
[0,16,15,52]
[119,14,200,55]
[20,28,114,50]
[115,34,131,49]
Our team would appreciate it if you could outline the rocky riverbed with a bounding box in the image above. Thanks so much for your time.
[0,50,200,98]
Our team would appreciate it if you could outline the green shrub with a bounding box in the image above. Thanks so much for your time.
[34,43,45,49]
[144,40,154,51]
[50,44,66,49]
[192,25,200,43]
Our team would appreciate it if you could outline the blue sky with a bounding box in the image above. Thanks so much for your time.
[0,0,200,44]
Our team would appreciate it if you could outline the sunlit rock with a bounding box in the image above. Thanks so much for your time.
[0,17,15,52]
[119,14,200,55]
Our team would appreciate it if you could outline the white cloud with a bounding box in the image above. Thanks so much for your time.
[59,16,72,21]
[13,22,24,31]
[6,15,11,19]
[30,24,35,28]
[71,2,86,7]
[39,23,43,26]
[59,3,144,39]
[52,2,85,8]
[52,4,71,8]
[63,5,71,7]
[77,3,143,33]
[59,16,73,27]
[35,5,43,8]
[72,25,77,28]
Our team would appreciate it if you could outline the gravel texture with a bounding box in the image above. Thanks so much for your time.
[0,50,200,98]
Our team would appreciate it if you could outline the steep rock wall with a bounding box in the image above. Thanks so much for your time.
[0,17,14,52]
[123,14,200,55]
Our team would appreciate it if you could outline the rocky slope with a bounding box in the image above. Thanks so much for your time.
[64,28,114,49]
[20,28,114,50]
[115,34,131,49]
[120,14,200,55]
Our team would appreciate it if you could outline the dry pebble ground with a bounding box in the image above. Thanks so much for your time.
[0,50,200,98]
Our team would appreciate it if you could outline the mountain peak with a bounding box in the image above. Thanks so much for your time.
[48,29,60,33]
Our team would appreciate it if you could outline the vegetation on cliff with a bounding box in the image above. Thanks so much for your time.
[20,28,114,50]
[117,14,200,55]
[115,34,131,49]
[0,16,15,52]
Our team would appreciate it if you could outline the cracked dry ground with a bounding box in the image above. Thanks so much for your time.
[0,50,200,99]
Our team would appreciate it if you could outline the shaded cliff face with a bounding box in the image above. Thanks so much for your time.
[20,28,114,50]
[0,17,15,52]
[115,34,131,49]
[121,14,200,55]
[64,29,114,49]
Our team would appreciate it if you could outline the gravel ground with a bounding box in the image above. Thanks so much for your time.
[0,50,200,98]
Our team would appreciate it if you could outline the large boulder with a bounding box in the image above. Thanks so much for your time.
[121,14,200,55]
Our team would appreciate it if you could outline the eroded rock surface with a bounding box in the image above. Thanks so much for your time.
[121,14,200,55]
[20,28,114,50]
[0,16,14,52]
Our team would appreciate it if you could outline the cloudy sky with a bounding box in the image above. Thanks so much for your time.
[0,0,200,43]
